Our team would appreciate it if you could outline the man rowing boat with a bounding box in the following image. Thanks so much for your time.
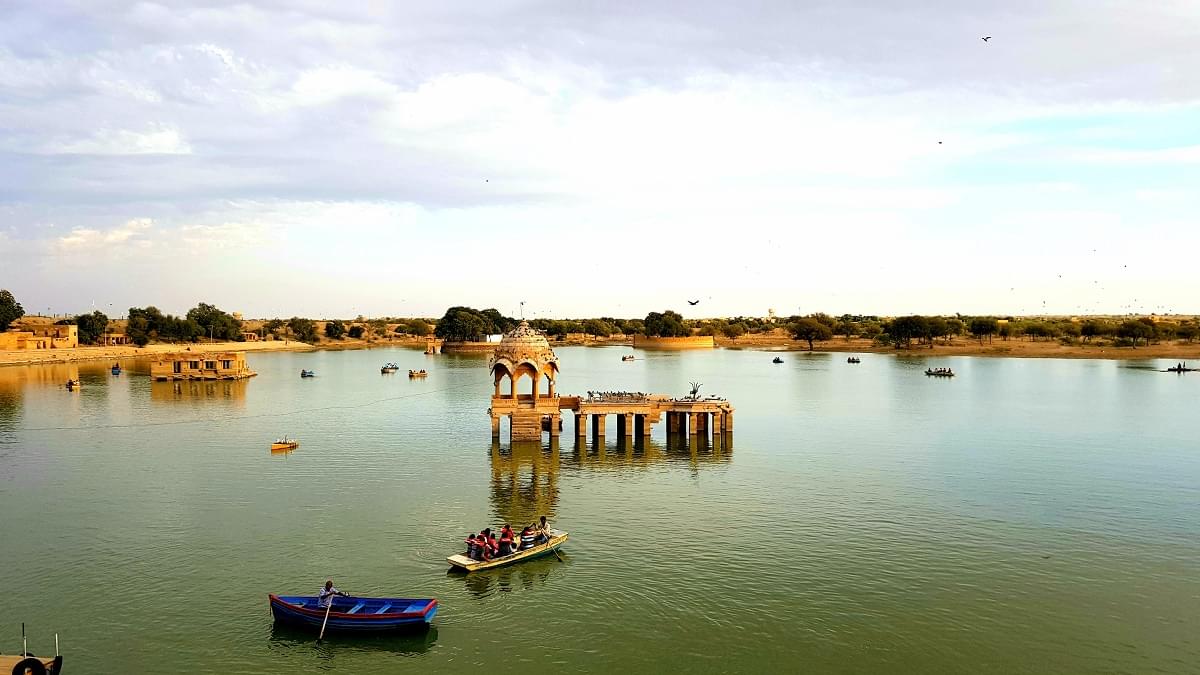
[318,580,347,608]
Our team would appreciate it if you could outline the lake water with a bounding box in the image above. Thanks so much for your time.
[1,347,1198,673]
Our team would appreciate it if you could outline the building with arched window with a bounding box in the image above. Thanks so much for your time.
[488,321,561,441]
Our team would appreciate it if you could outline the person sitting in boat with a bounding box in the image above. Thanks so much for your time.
[468,532,491,561]
[318,580,347,608]
[519,525,537,550]
[498,524,516,556]
[482,528,499,556]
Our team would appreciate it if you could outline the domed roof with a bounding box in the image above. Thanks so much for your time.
[490,321,558,371]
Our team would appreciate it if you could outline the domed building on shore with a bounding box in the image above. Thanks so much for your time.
[488,321,563,440]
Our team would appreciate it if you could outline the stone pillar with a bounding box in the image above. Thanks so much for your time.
[689,412,700,435]
[724,412,734,433]
[593,414,606,437]
[711,411,723,435]
[639,414,652,437]
[491,414,501,438]
[548,412,561,436]
[575,413,587,437]
[622,413,634,437]
[667,411,681,434]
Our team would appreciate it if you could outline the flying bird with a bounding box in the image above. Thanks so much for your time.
[688,299,700,306]
[981,36,992,42]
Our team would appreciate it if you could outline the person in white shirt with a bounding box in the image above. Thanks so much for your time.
[318,580,346,609]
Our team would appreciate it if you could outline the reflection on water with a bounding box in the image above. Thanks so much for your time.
[268,622,438,657]
[456,561,559,599]
[0,389,20,433]
[150,379,248,403]
[0,363,82,390]
[489,441,559,528]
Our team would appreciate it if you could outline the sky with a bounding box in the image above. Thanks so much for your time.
[1,1,1198,320]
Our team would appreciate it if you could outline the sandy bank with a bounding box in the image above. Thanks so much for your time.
[716,335,1200,360]
[0,340,315,368]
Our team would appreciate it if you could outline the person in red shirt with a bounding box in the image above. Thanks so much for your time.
[498,524,515,556]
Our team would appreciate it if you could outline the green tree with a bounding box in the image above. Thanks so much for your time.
[395,318,430,336]
[644,310,687,337]
[287,317,318,343]
[1117,319,1154,347]
[721,321,747,338]
[325,319,346,339]
[348,325,365,339]
[925,317,948,347]
[367,319,388,338]
[582,318,616,337]
[790,318,833,350]
[0,289,24,330]
[186,302,242,341]
[73,311,110,345]
[1177,322,1198,343]
[887,316,929,349]
[834,320,856,341]
[969,317,998,345]
[435,307,492,341]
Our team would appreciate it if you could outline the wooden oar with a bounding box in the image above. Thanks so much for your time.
[317,596,334,644]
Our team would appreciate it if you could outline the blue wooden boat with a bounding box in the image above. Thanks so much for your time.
[268,594,437,632]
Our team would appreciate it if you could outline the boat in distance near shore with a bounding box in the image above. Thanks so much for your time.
[269,594,437,632]
[622,355,636,361]
[847,357,861,364]
[925,369,954,377]
[271,437,299,452]
[772,357,783,364]
[300,369,316,378]
[447,529,568,572]
[381,363,399,374]
[409,369,427,378]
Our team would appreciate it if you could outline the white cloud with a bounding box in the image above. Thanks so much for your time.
[45,127,192,155]
[55,218,154,252]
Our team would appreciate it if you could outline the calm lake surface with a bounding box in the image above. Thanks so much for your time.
[1,347,1198,673]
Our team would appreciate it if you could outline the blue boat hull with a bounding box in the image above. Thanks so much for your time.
[269,594,437,632]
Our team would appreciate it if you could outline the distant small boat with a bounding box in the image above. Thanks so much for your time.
[621,355,635,362]
[381,363,399,374]
[271,437,299,452]
[447,529,568,573]
[269,594,437,632]
[847,357,861,364]
[65,379,81,390]
[925,369,954,377]
[300,370,316,378]
[408,369,427,378]
[772,357,783,364]
[111,363,122,375]
[1166,365,1195,373]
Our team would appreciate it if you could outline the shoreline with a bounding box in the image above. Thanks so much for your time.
[3,335,1197,368]
[715,335,1200,360]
